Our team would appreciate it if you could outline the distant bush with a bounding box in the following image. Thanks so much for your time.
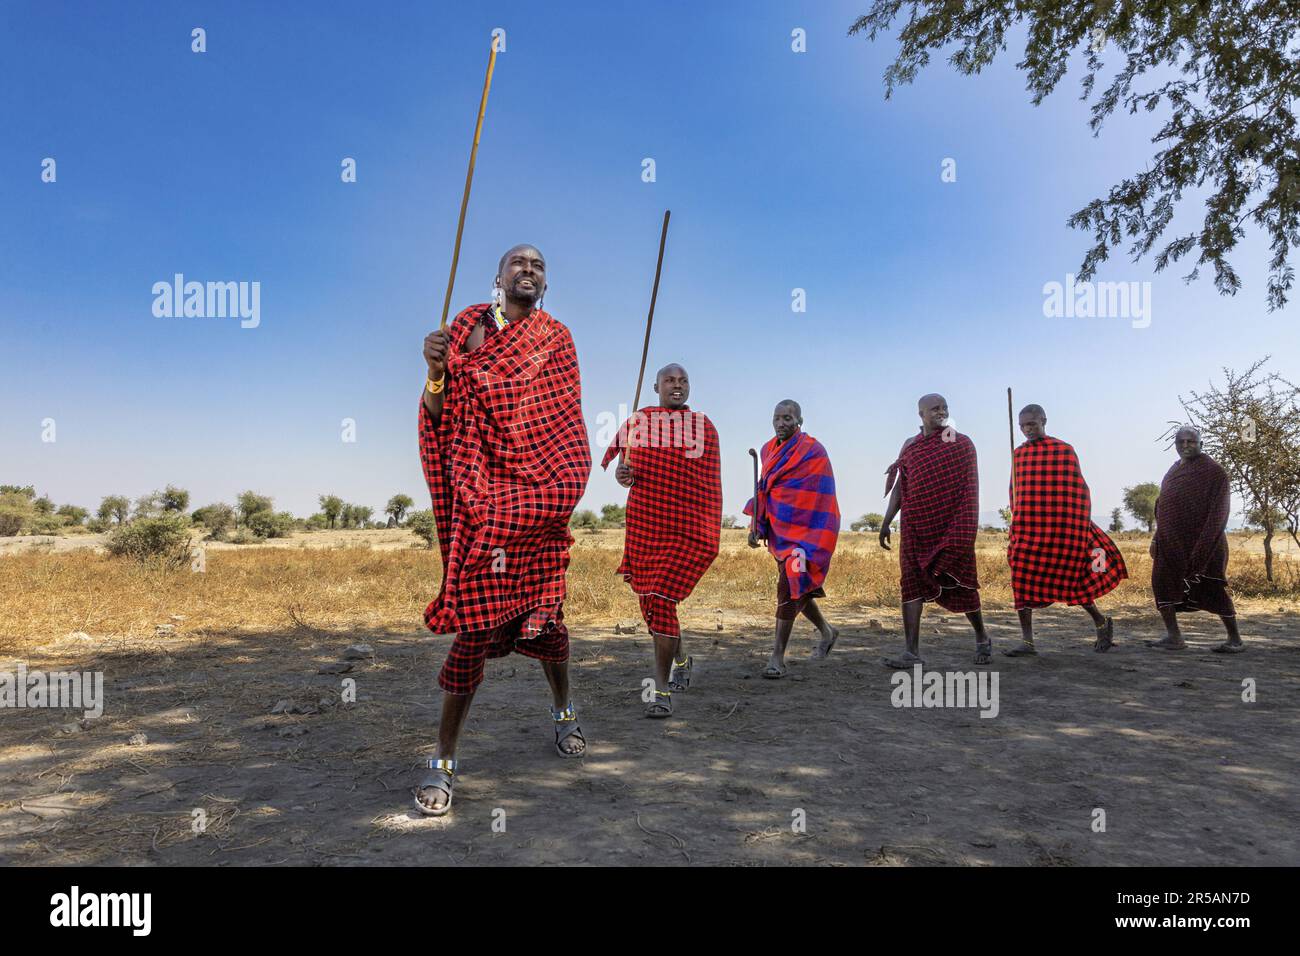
[247,510,295,539]
[192,503,236,540]
[407,510,436,549]
[304,513,329,531]
[571,509,598,530]
[0,491,34,536]
[29,514,67,535]
[229,527,259,545]
[105,513,193,568]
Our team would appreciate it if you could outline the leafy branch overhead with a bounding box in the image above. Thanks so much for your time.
[850,2,1300,308]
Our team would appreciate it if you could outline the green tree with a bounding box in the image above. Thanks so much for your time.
[351,505,374,527]
[407,509,436,549]
[161,485,190,512]
[56,504,89,526]
[1178,358,1300,582]
[192,502,236,540]
[32,495,55,515]
[1123,482,1160,532]
[721,514,738,529]
[0,485,35,499]
[1109,507,1124,533]
[98,495,130,525]
[571,509,599,530]
[998,506,1012,528]
[319,494,344,529]
[385,494,414,526]
[0,491,34,536]
[851,512,885,532]
[105,513,193,568]
[248,510,295,539]
[599,503,626,528]
[850,3,1300,309]
[236,491,274,527]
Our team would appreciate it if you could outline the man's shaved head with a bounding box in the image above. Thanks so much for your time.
[654,363,690,409]
[498,244,544,275]
[1018,403,1047,441]
[657,363,686,380]
[1020,404,1046,420]
[917,393,946,411]
[776,399,802,419]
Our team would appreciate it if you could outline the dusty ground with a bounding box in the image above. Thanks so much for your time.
[2,604,1296,866]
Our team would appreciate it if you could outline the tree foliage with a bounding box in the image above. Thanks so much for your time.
[850,1,1300,308]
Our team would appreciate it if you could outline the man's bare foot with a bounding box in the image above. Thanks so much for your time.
[762,656,787,679]
[1093,617,1115,653]
[810,626,839,660]
[1145,636,1187,650]
[1002,641,1038,657]
[1212,640,1246,654]
[974,641,992,665]
[882,651,924,669]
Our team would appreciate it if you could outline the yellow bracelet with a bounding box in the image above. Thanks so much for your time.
[426,375,445,395]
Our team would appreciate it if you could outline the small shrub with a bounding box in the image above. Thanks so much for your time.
[407,510,436,549]
[105,513,193,568]
[247,510,295,539]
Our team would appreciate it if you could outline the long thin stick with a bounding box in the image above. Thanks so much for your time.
[621,210,672,464]
[748,448,760,537]
[1007,387,1016,515]
[439,34,501,331]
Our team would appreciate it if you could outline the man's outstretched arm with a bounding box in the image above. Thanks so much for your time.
[422,329,449,425]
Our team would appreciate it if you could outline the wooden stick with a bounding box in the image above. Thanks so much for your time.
[748,448,760,537]
[1007,387,1016,515]
[439,33,501,331]
[621,210,672,464]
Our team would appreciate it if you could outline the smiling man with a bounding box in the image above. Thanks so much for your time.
[1004,404,1128,656]
[601,364,722,717]
[880,393,991,667]
[743,400,840,678]
[1146,426,1244,653]
[413,244,592,817]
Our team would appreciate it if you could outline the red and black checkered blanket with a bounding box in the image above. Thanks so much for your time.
[1008,436,1127,609]
[1152,452,1234,614]
[419,304,591,634]
[886,428,981,605]
[600,406,722,602]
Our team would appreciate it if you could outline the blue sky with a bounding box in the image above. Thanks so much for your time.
[3,0,1296,526]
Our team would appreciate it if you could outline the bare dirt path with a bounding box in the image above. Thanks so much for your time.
[2,606,1296,866]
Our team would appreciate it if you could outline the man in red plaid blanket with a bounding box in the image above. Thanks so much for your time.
[880,394,993,668]
[743,400,841,679]
[601,363,722,717]
[1004,404,1127,657]
[1146,426,1245,653]
[413,244,592,817]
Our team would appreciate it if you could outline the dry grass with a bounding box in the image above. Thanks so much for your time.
[2,529,1296,653]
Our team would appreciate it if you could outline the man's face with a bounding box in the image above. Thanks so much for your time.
[772,403,801,442]
[1176,428,1203,460]
[918,396,948,431]
[1019,411,1047,441]
[498,247,546,306]
[654,366,689,409]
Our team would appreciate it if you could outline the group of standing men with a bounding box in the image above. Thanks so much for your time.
[412,244,1245,817]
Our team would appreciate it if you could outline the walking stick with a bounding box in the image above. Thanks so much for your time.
[439,33,501,331]
[1007,386,1017,515]
[621,210,672,465]
[748,448,760,539]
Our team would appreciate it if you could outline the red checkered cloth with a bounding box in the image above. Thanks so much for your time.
[1152,453,1235,616]
[1008,436,1127,609]
[419,304,591,636]
[637,593,680,638]
[600,406,722,627]
[438,610,570,695]
[885,428,981,611]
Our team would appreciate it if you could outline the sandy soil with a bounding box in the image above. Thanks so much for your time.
[2,605,1296,866]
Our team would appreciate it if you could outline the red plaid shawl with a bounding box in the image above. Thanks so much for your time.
[742,430,840,600]
[1008,436,1127,609]
[1152,453,1234,615]
[599,406,722,602]
[419,304,591,634]
[885,428,980,607]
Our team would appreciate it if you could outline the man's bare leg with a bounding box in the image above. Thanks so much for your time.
[802,599,839,658]
[884,598,925,668]
[652,632,678,690]
[968,609,992,665]
[415,690,475,812]
[1081,601,1115,651]
[538,660,585,754]
[1213,615,1245,652]
[1148,606,1186,649]
[766,618,795,676]
[1005,607,1038,656]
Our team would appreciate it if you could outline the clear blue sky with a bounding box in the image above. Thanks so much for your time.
[3,0,1296,526]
